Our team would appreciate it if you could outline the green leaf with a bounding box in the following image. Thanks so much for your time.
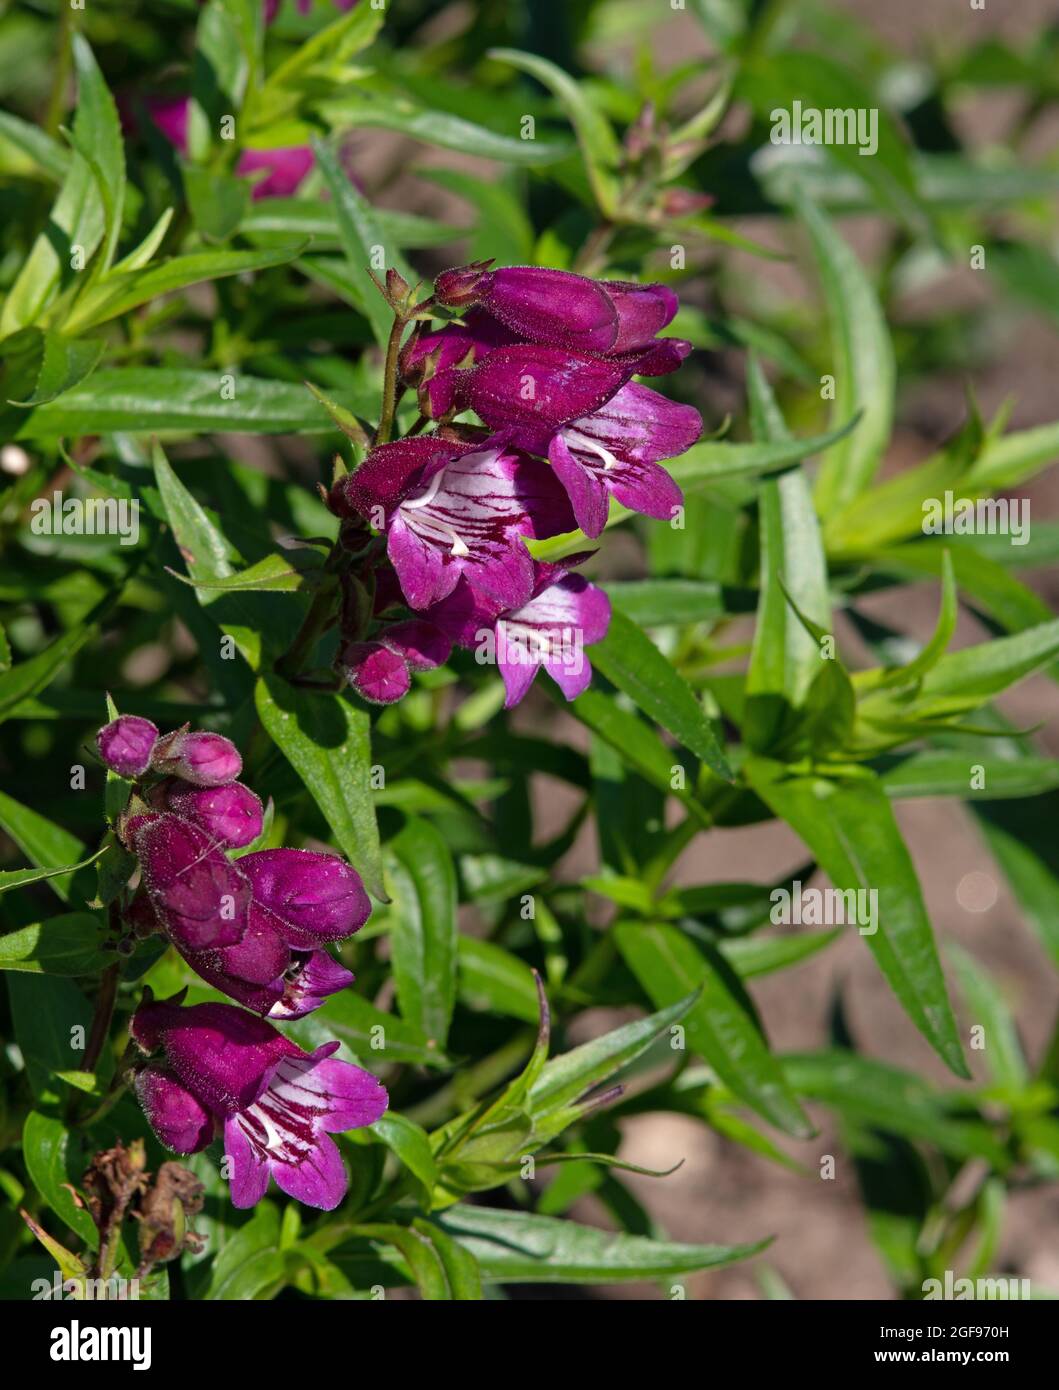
[352,1222,449,1300]
[370,1113,437,1196]
[9,974,93,1103]
[720,929,840,979]
[0,579,124,728]
[411,1219,482,1300]
[602,578,747,627]
[741,51,923,227]
[183,164,251,243]
[615,922,814,1137]
[745,759,969,1079]
[880,751,1059,801]
[0,110,70,181]
[590,609,731,779]
[0,914,109,975]
[69,34,125,274]
[782,1052,1006,1164]
[458,937,539,1023]
[387,818,457,1048]
[560,688,709,823]
[794,189,895,512]
[0,848,106,895]
[436,1205,767,1283]
[22,1111,97,1246]
[16,369,370,438]
[529,990,697,1116]
[318,92,571,167]
[240,200,461,251]
[947,944,1028,1093]
[918,620,1059,708]
[255,675,385,901]
[204,1202,286,1299]
[976,813,1059,969]
[64,244,307,335]
[312,137,413,348]
[745,355,831,747]
[0,791,86,904]
[287,989,449,1069]
[7,332,105,407]
[488,48,621,213]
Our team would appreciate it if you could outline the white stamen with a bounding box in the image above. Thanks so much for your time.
[402,470,446,509]
[563,427,619,470]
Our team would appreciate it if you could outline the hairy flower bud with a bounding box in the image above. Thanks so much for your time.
[162,780,264,849]
[97,715,159,778]
[239,849,371,946]
[130,812,251,951]
[433,258,494,308]
[151,729,242,787]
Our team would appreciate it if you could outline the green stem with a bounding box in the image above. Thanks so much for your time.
[374,314,407,447]
[44,3,75,140]
[81,962,119,1075]
[274,572,339,680]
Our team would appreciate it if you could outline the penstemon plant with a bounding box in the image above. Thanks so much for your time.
[1,0,1058,1322]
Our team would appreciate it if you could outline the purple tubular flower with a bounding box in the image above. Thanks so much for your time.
[131,998,387,1209]
[333,435,574,612]
[341,619,451,705]
[459,345,634,456]
[151,729,243,787]
[547,382,699,538]
[135,1064,215,1153]
[161,780,264,849]
[493,569,611,707]
[269,950,356,1020]
[429,564,611,707]
[129,813,250,951]
[97,715,159,777]
[434,264,682,357]
[239,849,371,947]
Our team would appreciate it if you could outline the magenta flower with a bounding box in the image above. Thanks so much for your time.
[159,779,264,849]
[239,848,371,948]
[150,729,243,787]
[340,619,451,704]
[430,563,611,707]
[434,263,682,357]
[449,347,699,538]
[132,998,387,1210]
[128,813,250,952]
[97,715,159,778]
[547,382,699,538]
[331,435,574,612]
[144,97,314,200]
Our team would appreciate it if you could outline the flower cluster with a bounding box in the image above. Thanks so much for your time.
[97,715,386,1209]
[99,715,371,1021]
[328,262,701,708]
[131,997,386,1211]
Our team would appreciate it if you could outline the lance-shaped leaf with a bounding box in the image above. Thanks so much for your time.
[255,675,385,901]
[590,609,731,780]
[387,818,458,1048]
[794,189,895,514]
[435,1205,768,1284]
[745,355,830,751]
[616,922,814,1137]
[746,757,969,1079]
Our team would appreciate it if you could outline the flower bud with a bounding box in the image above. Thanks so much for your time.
[433,258,494,308]
[130,813,251,951]
[340,641,411,705]
[239,849,371,946]
[97,715,159,778]
[151,729,242,787]
[163,780,264,849]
